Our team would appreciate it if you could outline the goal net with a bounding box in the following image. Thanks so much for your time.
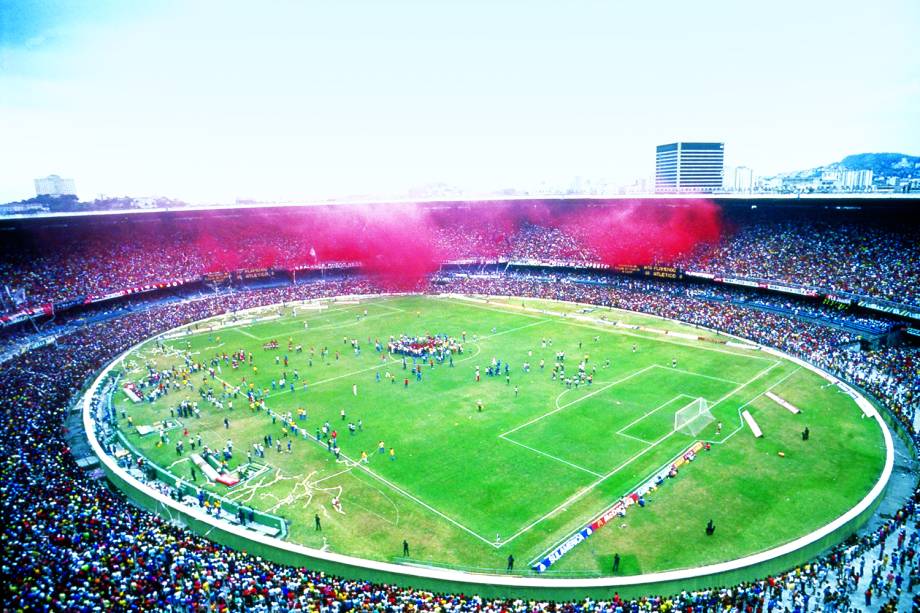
[674,397,714,437]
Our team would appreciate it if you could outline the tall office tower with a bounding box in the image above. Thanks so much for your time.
[655,142,724,193]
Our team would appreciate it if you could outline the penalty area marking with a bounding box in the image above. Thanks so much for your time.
[710,366,803,446]
[303,436,500,548]
[501,365,658,438]
[615,394,697,439]
[233,327,260,340]
[496,358,786,548]
[651,364,744,386]
[499,436,604,477]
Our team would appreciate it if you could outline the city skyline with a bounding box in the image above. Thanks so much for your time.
[1,0,918,203]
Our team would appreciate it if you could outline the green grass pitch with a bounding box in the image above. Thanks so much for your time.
[114,294,886,577]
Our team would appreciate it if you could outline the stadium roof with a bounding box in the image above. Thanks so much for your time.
[2,193,919,221]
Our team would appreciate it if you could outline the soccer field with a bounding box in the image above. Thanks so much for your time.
[114,294,886,576]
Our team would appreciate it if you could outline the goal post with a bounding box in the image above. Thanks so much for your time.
[674,397,714,437]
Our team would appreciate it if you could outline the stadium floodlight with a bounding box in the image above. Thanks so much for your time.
[674,397,714,437]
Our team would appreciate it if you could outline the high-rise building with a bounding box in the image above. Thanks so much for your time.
[655,142,724,193]
[842,169,873,190]
[34,175,77,197]
[734,166,754,192]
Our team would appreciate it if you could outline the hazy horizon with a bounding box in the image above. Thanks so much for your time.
[2,0,918,203]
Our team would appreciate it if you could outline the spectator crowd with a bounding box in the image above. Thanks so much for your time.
[4,212,919,314]
[675,221,920,307]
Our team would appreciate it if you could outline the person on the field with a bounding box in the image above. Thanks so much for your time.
[403,540,410,556]
[507,555,514,572]
[315,513,322,530]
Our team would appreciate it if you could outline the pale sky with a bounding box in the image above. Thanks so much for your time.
[1,0,918,203]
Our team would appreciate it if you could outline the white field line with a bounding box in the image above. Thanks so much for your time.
[309,438,499,547]
[615,394,695,435]
[499,365,658,438]
[710,366,803,446]
[499,430,677,548]
[480,318,550,338]
[167,298,791,551]
[498,436,604,477]
[204,314,563,548]
[234,328,259,340]
[196,300,399,344]
[311,465,359,485]
[250,309,400,340]
[615,431,657,445]
[445,296,776,363]
[497,358,787,547]
[652,364,744,386]
[167,308,509,406]
[528,436,706,567]
[208,387,497,543]
[438,295,550,321]
[259,317,545,397]
[372,300,407,313]
[705,360,784,412]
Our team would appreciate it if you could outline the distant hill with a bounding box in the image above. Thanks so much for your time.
[838,153,920,178]
[778,152,920,179]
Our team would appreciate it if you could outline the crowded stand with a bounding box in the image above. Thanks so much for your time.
[505,223,599,263]
[2,262,919,611]
[507,273,901,336]
[677,221,920,308]
[3,206,920,318]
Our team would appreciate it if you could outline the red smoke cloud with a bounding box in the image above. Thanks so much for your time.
[189,199,722,288]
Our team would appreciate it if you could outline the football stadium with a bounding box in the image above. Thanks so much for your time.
[3,1,920,611]
[2,196,919,611]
